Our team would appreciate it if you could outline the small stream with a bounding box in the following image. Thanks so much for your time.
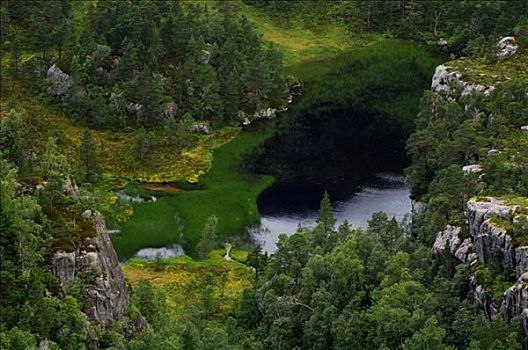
[250,173,411,254]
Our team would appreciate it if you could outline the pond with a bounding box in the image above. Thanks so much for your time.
[250,173,411,254]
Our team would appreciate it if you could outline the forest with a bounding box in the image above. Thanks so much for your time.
[1,0,527,349]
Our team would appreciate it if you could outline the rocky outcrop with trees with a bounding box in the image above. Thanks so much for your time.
[426,38,528,341]
[52,211,129,326]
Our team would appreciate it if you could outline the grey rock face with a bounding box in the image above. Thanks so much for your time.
[433,225,462,258]
[126,103,143,114]
[411,200,426,216]
[467,197,527,278]
[63,177,80,197]
[51,211,129,326]
[51,252,76,289]
[432,225,475,264]
[431,65,460,94]
[502,272,528,322]
[523,309,528,343]
[497,36,518,59]
[516,247,528,278]
[431,64,495,97]
[455,238,474,263]
[47,64,72,97]
[475,286,499,319]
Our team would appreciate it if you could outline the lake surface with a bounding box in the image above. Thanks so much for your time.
[250,173,411,254]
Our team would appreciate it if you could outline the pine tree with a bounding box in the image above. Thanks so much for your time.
[197,215,218,259]
[118,38,139,81]
[77,129,101,183]
[317,191,335,232]
[134,129,151,160]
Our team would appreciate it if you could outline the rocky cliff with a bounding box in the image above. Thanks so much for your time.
[433,197,528,330]
[52,210,129,326]
[429,39,528,341]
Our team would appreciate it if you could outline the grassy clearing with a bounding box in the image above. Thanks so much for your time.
[122,248,252,315]
[112,121,276,259]
[182,0,369,66]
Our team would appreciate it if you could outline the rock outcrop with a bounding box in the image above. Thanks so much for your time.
[462,164,482,174]
[432,197,528,332]
[433,225,462,257]
[432,225,476,264]
[52,211,129,326]
[160,102,178,120]
[502,272,528,323]
[188,122,210,134]
[240,105,289,125]
[497,36,518,59]
[467,197,527,278]
[47,64,72,97]
[431,64,495,97]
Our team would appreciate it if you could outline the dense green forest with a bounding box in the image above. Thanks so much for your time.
[1,0,527,349]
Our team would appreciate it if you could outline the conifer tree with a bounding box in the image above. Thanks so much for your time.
[317,191,335,232]
[77,129,100,183]
[197,215,218,259]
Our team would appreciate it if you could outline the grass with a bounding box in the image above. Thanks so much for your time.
[182,0,371,66]
[122,248,252,315]
[111,121,277,259]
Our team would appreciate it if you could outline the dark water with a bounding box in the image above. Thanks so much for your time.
[250,173,411,254]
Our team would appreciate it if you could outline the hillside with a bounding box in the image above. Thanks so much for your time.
[1,1,527,349]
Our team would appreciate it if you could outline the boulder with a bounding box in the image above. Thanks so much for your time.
[188,122,209,134]
[160,102,177,120]
[47,64,72,97]
[497,36,518,59]
[431,65,460,94]
[126,103,143,114]
[462,164,482,174]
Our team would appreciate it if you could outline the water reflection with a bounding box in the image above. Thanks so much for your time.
[252,174,411,254]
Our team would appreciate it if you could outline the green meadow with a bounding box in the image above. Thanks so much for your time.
[111,122,276,259]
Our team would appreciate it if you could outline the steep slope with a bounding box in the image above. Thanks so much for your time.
[418,37,528,342]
